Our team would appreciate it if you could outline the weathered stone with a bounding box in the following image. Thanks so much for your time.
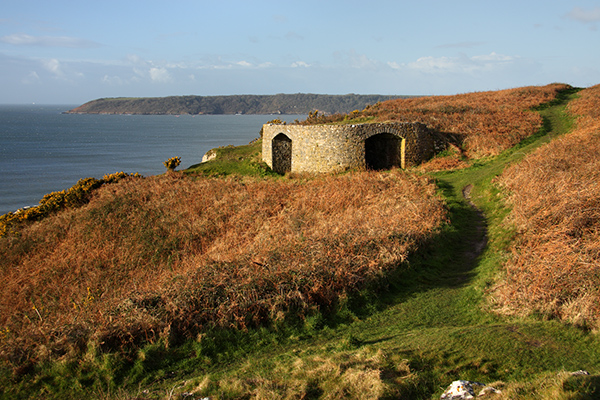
[440,380,501,399]
[571,370,590,376]
[477,386,502,396]
[440,380,478,399]
[261,122,435,174]
[202,149,217,163]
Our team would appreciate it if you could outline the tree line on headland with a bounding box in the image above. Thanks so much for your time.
[65,93,411,115]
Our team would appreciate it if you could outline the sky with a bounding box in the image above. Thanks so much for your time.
[1,0,599,104]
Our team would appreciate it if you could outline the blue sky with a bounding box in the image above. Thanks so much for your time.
[1,0,599,104]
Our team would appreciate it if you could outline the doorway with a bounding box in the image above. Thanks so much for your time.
[272,133,292,174]
[365,133,405,170]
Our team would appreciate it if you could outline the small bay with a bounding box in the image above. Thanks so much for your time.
[0,105,302,214]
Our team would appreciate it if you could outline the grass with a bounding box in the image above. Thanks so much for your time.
[119,86,598,399]
[2,85,599,399]
[184,140,277,177]
[0,169,446,399]
[492,85,600,329]
[303,83,571,159]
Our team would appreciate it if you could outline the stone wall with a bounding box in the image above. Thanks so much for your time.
[262,122,435,174]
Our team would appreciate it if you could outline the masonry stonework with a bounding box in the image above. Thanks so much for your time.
[262,122,435,174]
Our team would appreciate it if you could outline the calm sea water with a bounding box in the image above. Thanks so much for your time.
[0,105,303,214]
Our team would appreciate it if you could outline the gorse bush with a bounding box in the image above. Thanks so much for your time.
[63,177,103,207]
[0,172,141,237]
[102,170,137,183]
[493,84,600,329]
[0,170,445,368]
[163,156,181,171]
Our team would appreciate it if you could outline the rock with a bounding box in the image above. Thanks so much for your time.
[477,386,502,396]
[440,380,501,399]
[571,370,590,376]
[441,380,478,399]
[202,149,217,163]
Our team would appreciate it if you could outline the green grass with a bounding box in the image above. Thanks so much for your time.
[183,139,279,177]
[134,87,599,398]
[4,88,599,399]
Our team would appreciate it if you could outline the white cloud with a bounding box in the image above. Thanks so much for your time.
[0,33,100,48]
[166,61,189,69]
[149,67,171,83]
[397,52,517,75]
[22,71,40,84]
[102,75,126,85]
[236,61,252,67]
[566,7,600,23]
[126,54,146,65]
[133,67,146,78]
[291,61,310,68]
[472,52,514,62]
[124,55,173,83]
[43,58,63,77]
[407,56,462,72]
[40,58,86,81]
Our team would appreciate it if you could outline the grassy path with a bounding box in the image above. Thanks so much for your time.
[79,89,600,399]
[271,88,600,398]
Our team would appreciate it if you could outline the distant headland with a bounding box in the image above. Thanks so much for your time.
[64,93,413,115]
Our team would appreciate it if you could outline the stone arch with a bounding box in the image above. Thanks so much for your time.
[272,133,292,174]
[365,132,405,170]
[262,122,431,173]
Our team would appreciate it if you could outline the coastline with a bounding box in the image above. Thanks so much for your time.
[64,93,409,116]
[0,108,303,215]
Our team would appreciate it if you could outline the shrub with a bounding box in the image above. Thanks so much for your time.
[493,84,600,328]
[0,170,445,367]
[163,156,182,171]
[103,171,141,183]
[301,84,570,160]
[0,172,142,237]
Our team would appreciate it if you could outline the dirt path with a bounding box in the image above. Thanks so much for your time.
[461,183,488,262]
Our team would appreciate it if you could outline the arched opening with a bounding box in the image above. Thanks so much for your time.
[365,133,405,170]
[272,133,292,174]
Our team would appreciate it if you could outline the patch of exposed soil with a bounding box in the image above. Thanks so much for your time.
[462,184,488,261]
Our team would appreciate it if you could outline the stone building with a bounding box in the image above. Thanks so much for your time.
[261,122,435,174]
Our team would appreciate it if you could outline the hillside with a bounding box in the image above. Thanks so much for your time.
[65,93,409,115]
[303,83,570,159]
[2,84,600,399]
[493,84,600,327]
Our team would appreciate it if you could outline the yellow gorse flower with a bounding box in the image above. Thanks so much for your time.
[163,156,181,170]
[0,172,143,237]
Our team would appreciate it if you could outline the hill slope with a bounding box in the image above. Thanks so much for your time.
[3,84,600,399]
[65,93,409,115]
[493,84,600,328]
[304,83,570,159]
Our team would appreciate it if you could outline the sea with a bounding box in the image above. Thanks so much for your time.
[0,104,303,215]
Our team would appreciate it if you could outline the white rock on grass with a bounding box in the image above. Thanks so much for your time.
[441,380,478,399]
[202,149,217,163]
[440,380,501,399]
